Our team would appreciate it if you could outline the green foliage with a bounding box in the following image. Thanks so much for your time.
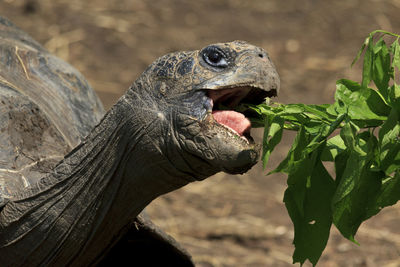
[240,31,400,266]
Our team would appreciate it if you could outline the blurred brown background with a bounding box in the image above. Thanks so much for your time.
[1,0,400,266]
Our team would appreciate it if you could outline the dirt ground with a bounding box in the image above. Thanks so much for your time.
[1,0,400,266]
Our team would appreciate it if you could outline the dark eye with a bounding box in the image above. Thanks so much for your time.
[202,46,228,68]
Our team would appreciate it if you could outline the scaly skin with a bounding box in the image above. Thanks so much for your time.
[0,16,279,266]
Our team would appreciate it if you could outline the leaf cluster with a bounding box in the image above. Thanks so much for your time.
[239,31,400,266]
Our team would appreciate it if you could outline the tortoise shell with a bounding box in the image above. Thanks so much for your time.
[0,16,104,198]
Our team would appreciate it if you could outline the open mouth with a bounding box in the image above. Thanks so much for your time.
[207,86,277,141]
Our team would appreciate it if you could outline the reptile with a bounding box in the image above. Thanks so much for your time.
[0,16,279,266]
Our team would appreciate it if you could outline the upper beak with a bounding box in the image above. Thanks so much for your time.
[196,50,280,99]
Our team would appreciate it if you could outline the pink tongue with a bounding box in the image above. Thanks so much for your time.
[212,110,251,136]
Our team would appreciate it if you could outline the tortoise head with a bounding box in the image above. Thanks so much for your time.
[129,41,279,178]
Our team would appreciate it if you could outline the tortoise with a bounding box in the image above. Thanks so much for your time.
[0,16,279,266]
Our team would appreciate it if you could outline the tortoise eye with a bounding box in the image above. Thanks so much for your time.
[202,46,228,68]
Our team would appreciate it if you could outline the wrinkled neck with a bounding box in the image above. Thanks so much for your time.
[0,90,193,266]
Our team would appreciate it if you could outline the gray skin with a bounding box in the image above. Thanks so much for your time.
[0,16,279,266]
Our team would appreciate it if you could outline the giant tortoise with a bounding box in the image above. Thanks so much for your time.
[0,16,279,266]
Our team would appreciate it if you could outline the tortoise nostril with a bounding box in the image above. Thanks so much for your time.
[258,53,264,58]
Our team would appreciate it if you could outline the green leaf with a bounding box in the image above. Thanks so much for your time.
[372,38,391,99]
[262,115,284,168]
[351,37,367,67]
[379,105,400,174]
[284,146,335,266]
[330,79,390,122]
[388,84,400,104]
[362,36,374,88]
[391,38,400,72]
[365,172,400,220]
[376,172,400,209]
[271,126,310,174]
[334,150,350,187]
[332,127,383,242]
[321,135,346,161]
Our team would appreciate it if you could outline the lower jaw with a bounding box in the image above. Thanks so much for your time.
[221,148,260,174]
